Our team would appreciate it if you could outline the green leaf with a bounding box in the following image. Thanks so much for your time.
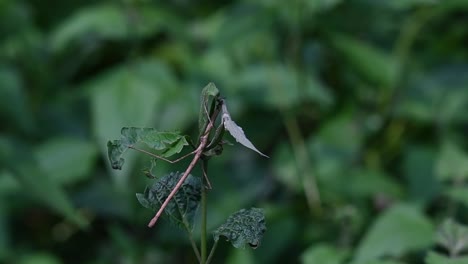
[34,137,98,185]
[425,251,468,264]
[301,244,349,264]
[436,219,468,257]
[221,102,269,158]
[436,141,468,181]
[136,172,201,229]
[107,128,188,170]
[198,82,220,136]
[0,137,87,228]
[352,204,434,263]
[214,208,266,249]
[328,33,398,87]
[446,187,468,208]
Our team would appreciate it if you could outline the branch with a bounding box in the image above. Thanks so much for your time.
[147,105,220,227]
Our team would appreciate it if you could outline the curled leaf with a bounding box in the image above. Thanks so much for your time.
[136,172,201,229]
[214,208,266,249]
[221,103,269,158]
[107,127,188,170]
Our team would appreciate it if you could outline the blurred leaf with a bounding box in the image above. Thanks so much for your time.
[394,66,468,123]
[328,33,398,87]
[403,146,440,206]
[136,172,201,229]
[377,0,438,10]
[90,59,178,184]
[353,204,434,263]
[226,248,255,264]
[436,219,468,257]
[0,137,87,228]
[222,102,269,158]
[347,169,404,200]
[0,201,9,261]
[425,251,468,264]
[446,186,468,208]
[0,66,32,132]
[235,64,333,109]
[35,137,98,185]
[436,141,468,181]
[107,128,188,170]
[50,4,177,52]
[301,244,349,264]
[214,208,266,249]
[18,253,62,264]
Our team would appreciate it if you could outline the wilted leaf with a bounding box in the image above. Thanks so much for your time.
[107,128,188,170]
[221,103,269,158]
[425,251,468,264]
[214,208,266,249]
[136,172,201,229]
[436,219,468,257]
[352,204,434,263]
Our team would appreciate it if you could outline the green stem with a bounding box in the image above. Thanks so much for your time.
[206,240,219,264]
[201,175,208,263]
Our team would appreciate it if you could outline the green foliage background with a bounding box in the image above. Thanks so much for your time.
[1,0,468,263]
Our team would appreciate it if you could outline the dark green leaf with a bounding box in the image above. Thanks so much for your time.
[198,82,220,136]
[107,128,188,170]
[136,172,201,229]
[214,208,266,249]
[328,33,398,87]
[425,251,468,264]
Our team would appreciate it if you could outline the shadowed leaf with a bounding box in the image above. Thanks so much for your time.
[214,208,266,249]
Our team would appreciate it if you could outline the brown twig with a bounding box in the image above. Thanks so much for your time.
[147,104,220,228]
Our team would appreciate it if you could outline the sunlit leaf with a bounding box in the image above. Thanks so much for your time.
[107,128,188,170]
[136,172,201,229]
[214,208,266,249]
[221,103,269,158]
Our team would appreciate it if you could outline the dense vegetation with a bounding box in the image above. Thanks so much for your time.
[1,0,468,263]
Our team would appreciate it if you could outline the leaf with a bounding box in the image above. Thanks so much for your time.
[446,187,468,208]
[436,141,468,181]
[198,82,220,136]
[425,251,468,264]
[328,33,398,87]
[136,172,201,229]
[0,137,87,228]
[107,128,188,170]
[221,103,269,158]
[352,204,434,263]
[436,219,468,256]
[34,137,98,185]
[213,208,266,249]
[301,244,349,264]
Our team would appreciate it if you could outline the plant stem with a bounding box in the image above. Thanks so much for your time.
[206,240,219,264]
[201,178,208,263]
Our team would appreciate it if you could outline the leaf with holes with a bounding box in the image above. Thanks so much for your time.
[136,172,201,229]
[221,103,268,158]
[107,127,188,170]
[214,208,266,249]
